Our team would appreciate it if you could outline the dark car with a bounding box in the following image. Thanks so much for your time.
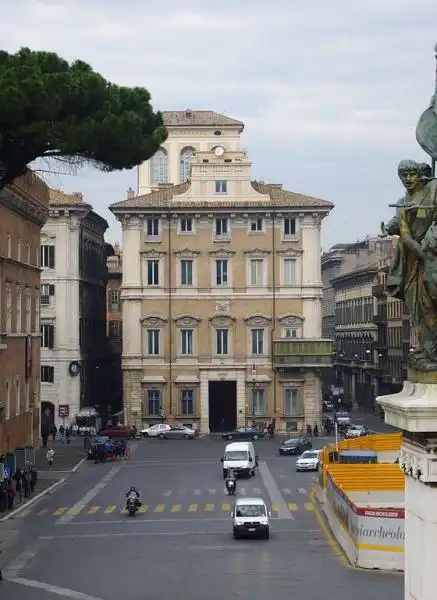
[86,436,109,459]
[322,400,334,412]
[222,427,264,441]
[99,426,132,439]
[278,437,312,456]
[158,426,198,440]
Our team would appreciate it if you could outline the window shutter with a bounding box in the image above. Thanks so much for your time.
[49,245,55,268]
[49,284,55,296]
[48,325,54,349]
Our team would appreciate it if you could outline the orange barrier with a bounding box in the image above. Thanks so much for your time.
[326,463,405,492]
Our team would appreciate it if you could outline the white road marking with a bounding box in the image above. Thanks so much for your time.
[208,489,216,495]
[42,528,320,539]
[279,474,285,479]
[258,461,293,520]
[297,488,306,494]
[6,577,105,600]
[163,490,172,496]
[193,489,202,495]
[238,487,246,495]
[282,488,292,495]
[4,537,51,577]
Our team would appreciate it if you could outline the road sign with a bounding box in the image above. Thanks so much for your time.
[58,405,70,418]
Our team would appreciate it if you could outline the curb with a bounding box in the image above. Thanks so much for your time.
[0,478,65,522]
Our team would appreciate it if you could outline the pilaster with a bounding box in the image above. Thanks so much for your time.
[236,370,246,427]
[300,213,321,286]
[121,217,142,287]
[199,371,210,434]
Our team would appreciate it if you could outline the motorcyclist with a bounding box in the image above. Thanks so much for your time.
[125,486,141,508]
[225,468,237,493]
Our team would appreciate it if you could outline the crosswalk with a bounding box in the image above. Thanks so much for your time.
[109,486,310,497]
[37,501,315,517]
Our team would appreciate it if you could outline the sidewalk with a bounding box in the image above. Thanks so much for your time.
[34,438,85,474]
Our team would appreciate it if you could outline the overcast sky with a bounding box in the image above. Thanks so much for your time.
[4,0,437,248]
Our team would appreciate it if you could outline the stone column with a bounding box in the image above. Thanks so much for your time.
[377,372,437,600]
[199,370,210,434]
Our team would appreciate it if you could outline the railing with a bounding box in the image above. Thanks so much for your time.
[273,339,333,367]
[372,283,386,298]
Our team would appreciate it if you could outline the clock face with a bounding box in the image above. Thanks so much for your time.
[214,146,225,157]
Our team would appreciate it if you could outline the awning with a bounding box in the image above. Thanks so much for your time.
[174,375,200,384]
[141,376,166,384]
[245,374,271,383]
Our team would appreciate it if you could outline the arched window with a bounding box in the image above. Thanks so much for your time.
[179,147,195,182]
[151,148,168,185]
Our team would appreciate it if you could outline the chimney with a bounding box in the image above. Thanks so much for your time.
[127,187,135,200]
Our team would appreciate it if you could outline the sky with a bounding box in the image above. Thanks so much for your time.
[3,0,437,249]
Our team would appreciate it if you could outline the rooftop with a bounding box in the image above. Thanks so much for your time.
[49,188,86,206]
[163,110,244,130]
[110,181,333,211]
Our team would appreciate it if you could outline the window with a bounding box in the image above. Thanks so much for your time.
[284,388,301,416]
[180,260,193,286]
[150,148,168,185]
[250,217,263,232]
[41,284,55,305]
[214,218,229,239]
[26,243,30,264]
[216,328,229,355]
[40,245,55,269]
[15,286,22,333]
[15,378,20,416]
[283,327,298,339]
[251,329,264,355]
[179,218,193,233]
[215,180,227,194]
[41,324,55,348]
[147,260,160,286]
[109,321,121,337]
[283,259,296,286]
[7,234,11,258]
[17,240,22,262]
[180,147,195,183]
[25,290,32,332]
[180,389,194,415]
[35,290,40,332]
[249,259,265,286]
[147,329,160,355]
[283,217,297,239]
[181,329,194,355]
[147,390,161,415]
[215,259,228,285]
[145,218,160,239]
[41,366,54,383]
[5,283,11,333]
[251,389,266,416]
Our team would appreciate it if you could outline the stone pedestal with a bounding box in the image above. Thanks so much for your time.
[377,369,437,600]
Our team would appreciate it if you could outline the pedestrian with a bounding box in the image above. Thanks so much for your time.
[46,447,54,467]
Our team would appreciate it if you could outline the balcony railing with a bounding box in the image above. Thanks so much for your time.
[373,313,386,325]
[372,284,386,298]
[273,339,333,369]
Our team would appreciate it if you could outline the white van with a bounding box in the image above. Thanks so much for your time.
[221,441,258,478]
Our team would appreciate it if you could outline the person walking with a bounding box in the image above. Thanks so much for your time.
[46,447,54,467]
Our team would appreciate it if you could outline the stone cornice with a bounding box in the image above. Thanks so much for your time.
[0,186,49,227]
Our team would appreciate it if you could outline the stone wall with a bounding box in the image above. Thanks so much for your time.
[0,410,37,454]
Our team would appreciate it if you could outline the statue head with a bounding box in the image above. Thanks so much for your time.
[398,160,427,193]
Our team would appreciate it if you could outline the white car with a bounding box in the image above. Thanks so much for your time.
[345,425,368,438]
[232,497,270,539]
[141,424,171,438]
[296,450,320,472]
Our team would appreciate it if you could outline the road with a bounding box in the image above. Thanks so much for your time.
[1,433,403,600]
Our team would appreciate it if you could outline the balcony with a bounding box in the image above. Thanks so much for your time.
[372,284,386,298]
[273,339,333,369]
[373,313,386,325]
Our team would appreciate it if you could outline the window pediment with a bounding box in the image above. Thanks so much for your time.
[244,248,271,256]
[141,249,167,257]
[244,313,272,326]
[209,313,236,327]
[276,248,302,257]
[141,314,167,327]
[277,313,304,327]
[173,247,200,258]
[173,314,201,328]
[209,248,235,257]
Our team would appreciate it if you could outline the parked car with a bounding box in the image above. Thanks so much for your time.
[222,427,264,441]
[322,400,334,412]
[278,437,312,456]
[345,424,368,438]
[99,425,132,439]
[334,412,351,428]
[85,436,109,458]
[141,424,171,438]
[158,426,198,440]
[231,497,270,539]
[296,450,320,472]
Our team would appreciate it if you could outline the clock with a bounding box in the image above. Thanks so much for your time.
[214,146,225,157]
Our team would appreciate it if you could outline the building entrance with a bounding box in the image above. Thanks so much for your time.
[208,381,237,433]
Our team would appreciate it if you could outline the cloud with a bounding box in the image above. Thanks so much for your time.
[3,0,437,246]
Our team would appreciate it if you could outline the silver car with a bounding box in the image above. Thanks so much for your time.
[157,426,198,440]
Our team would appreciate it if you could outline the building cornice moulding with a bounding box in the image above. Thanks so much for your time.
[276,313,305,326]
[243,248,271,256]
[173,314,202,327]
[0,187,48,227]
[208,313,236,327]
[244,313,272,326]
[173,247,201,257]
[140,249,167,257]
[208,248,235,257]
[140,314,167,327]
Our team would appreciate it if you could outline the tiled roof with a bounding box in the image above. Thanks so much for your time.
[110,181,333,211]
[163,110,244,128]
[49,188,85,205]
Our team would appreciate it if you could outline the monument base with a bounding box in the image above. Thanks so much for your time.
[377,377,437,600]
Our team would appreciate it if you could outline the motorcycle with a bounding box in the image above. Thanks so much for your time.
[127,495,139,516]
[225,478,236,496]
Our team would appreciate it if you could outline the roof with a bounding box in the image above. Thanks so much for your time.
[49,188,86,206]
[163,110,244,129]
[331,263,379,287]
[235,497,266,504]
[109,181,333,211]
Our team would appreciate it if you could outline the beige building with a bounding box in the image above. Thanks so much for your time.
[110,110,333,434]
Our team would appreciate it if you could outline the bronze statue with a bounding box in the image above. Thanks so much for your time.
[379,43,437,373]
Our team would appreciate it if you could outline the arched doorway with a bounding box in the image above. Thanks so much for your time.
[40,401,55,435]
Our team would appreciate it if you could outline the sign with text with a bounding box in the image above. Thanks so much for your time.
[58,404,70,418]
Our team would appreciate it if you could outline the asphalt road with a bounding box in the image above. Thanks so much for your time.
[1,435,403,600]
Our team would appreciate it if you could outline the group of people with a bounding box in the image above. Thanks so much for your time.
[91,438,129,463]
[0,462,38,513]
